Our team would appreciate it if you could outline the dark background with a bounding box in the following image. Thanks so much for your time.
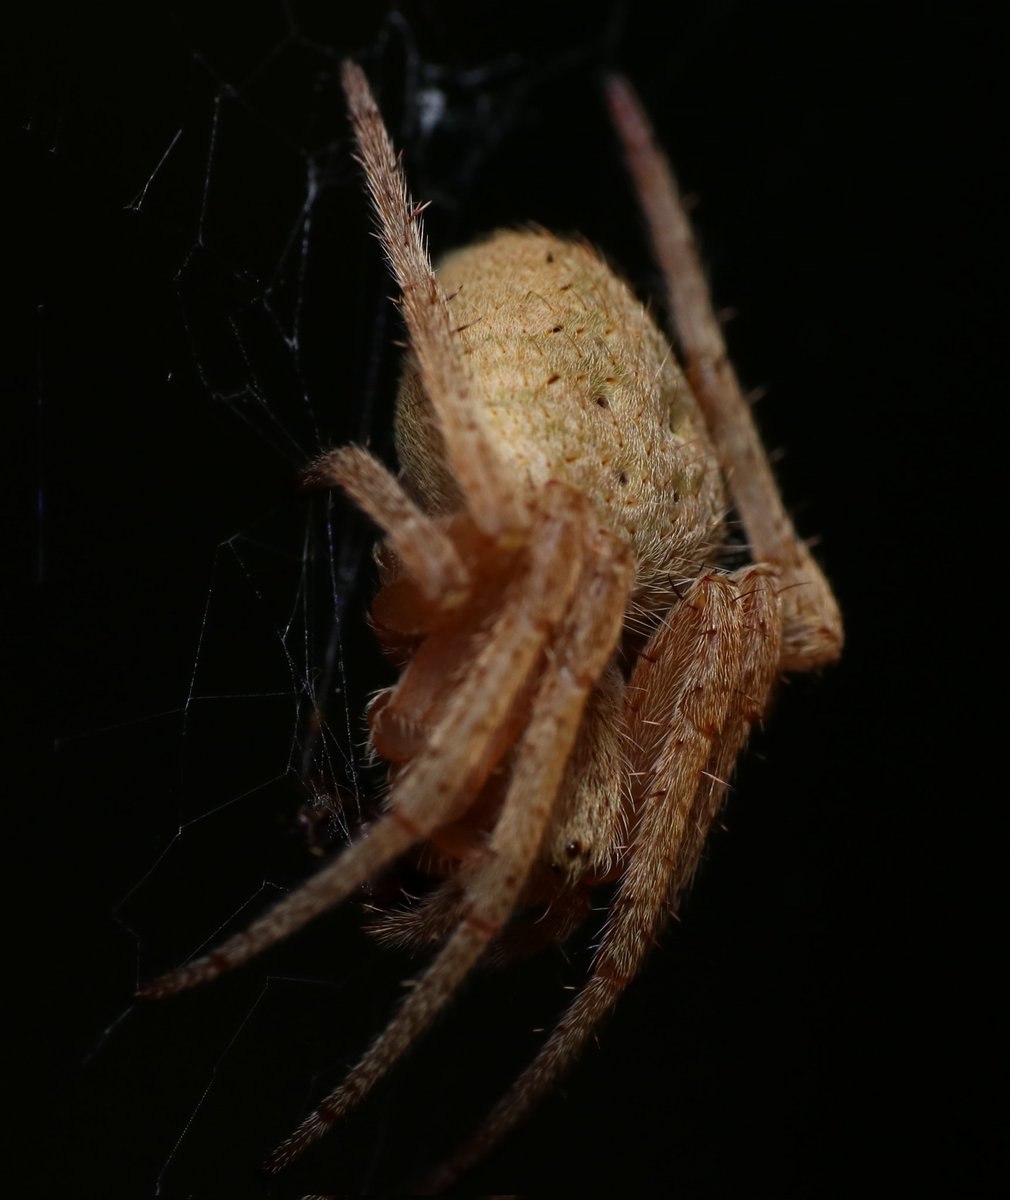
[9,1,994,1196]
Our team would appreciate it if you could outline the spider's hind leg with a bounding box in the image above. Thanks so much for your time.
[605,75,842,669]
[340,61,521,538]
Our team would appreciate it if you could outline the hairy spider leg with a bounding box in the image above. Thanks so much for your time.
[304,445,468,604]
[605,74,842,670]
[340,61,522,538]
[140,487,583,1000]
[265,508,633,1173]
[367,656,628,959]
[667,567,782,909]
[425,568,781,1191]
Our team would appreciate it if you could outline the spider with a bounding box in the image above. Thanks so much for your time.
[142,61,842,1190]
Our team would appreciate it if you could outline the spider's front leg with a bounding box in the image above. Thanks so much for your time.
[426,566,782,1191]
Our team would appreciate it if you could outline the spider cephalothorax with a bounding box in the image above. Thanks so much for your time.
[143,63,841,1190]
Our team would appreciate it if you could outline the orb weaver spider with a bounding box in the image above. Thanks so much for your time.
[143,61,842,1190]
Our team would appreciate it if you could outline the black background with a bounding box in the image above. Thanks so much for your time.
[9,1,994,1196]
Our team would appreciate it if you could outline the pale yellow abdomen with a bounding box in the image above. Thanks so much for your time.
[396,229,726,607]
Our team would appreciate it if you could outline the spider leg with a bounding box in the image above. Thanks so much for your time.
[605,75,842,670]
[424,568,781,1191]
[667,566,782,909]
[303,445,468,604]
[140,487,586,1000]
[370,658,628,958]
[264,521,632,1172]
[365,873,465,954]
[485,877,592,966]
[340,62,521,537]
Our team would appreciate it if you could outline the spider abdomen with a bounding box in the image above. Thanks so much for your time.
[395,229,727,607]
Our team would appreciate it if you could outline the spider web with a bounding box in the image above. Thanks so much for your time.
[30,4,857,1197]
